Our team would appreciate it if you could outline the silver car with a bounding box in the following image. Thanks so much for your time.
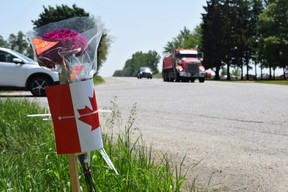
[0,47,59,96]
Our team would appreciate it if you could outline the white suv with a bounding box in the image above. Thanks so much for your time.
[0,47,59,96]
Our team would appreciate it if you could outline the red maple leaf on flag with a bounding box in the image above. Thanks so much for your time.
[77,91,100,131]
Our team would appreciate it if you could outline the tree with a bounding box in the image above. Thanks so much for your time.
[231,67,241,77]
[0,35,7,47]
[145,50,161,73]
[183,25,202,49]
[201,0,264,80]
[32,4,111,75]
[163,26,201,54]
[201,0,228,80]
[258,0,288,79]
[7,31,30,55]
[113,50,160,77]
[0,32,32,57]
[32,4,89,27]
[221,67,227,77]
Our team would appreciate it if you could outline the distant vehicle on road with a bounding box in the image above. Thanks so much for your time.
[162,48,206,82]
[137,67,152,79]
[0,47,59,96]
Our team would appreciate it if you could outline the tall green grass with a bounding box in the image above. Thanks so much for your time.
[0,99,199,191]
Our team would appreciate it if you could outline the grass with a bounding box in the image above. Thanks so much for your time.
[93,75,105,85]
[213,78,288,86]
[147,73,288,85]
[152,73,162,79]
[255,80,288,85]
[0,98,201,191]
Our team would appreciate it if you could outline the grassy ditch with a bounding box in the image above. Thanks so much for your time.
[0,99,201,191]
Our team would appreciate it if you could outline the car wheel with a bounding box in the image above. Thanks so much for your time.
[29,76,52,96]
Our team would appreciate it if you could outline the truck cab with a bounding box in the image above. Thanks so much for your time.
[162,48,206,82]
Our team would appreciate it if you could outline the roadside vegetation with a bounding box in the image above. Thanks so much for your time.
[93,75,105,85]
[0,99,203,191]
[152,73,163,79]
[208,76,288,86]
[113,50,161,77]
[255,80,288,86]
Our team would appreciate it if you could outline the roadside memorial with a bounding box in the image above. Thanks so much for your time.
[27,17,117,192]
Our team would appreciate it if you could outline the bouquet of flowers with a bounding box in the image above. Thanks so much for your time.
[28,17,102,83]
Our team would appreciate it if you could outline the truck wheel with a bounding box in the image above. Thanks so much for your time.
[199,77,205,83]
[174,72,180,82]
[169,72,175,82]
[163,72,168,81]
[190,78,195,83]
[168,72,172,82]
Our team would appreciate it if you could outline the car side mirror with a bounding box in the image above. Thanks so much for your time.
[13,58,24,64]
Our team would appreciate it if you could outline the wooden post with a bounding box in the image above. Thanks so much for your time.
[59,70,80,192]
[68,154,80,192]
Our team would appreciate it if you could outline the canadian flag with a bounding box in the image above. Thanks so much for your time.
[46,79,103,154]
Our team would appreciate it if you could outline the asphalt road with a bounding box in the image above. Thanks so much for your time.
[1,77,288,191]
[95,77,288,192]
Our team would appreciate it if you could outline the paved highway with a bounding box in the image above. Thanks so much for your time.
[95,77,288,192]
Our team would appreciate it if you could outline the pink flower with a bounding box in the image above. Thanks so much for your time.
[38,29,87,68]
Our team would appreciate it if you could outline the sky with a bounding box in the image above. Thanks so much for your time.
[0,0,207,77]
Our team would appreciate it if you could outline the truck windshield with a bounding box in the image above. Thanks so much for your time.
[178,54,198,58]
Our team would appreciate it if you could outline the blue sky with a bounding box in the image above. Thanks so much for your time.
[0,0,207,76]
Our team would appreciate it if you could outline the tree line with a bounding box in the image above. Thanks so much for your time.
[113,50,160,77]
[201,0,264,80]
[164,0,287,80]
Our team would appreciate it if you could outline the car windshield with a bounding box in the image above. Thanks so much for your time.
[140,67,151,72]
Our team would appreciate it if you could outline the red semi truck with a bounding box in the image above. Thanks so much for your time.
[162,48,206,82]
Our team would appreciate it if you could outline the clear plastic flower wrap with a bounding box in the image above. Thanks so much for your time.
[27,17,103,83]
[27,17,118,176]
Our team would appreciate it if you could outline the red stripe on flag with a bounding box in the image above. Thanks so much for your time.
[46,84,81,154]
